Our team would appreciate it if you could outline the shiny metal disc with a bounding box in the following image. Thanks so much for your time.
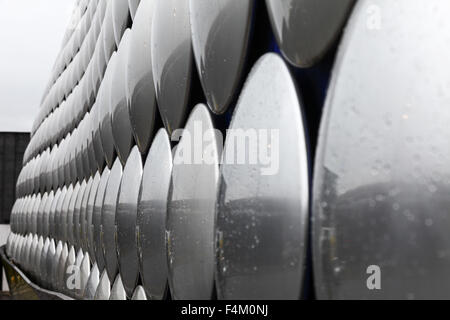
[55,186,68,242]
[86,172,102,260]
[266,0,355,67]
[151,0,192,134]
[101,159,123,282]
[67,182,82,246]
[57,243,69,292]
[131,285,147,300]
[99,52,118,168]
[93,168,110,271]
[111,29,134,165]
[61,185,75,245]
[189,0,254,114]
[127,0,157,153]
[52,241,63,290]
[216,53,309,299]
[84,262,100,300]
[45,239,56,291]
[80,177,94,252]
[313,0,450,300]
[79,252,91,298]
[116,146,143,297]
[137,128,172,300]
[128,0,140,20]
[110,274,127,300]
[112,0,130,46]
[167,103,220,300]
[94,269,111,300]
[73,180,87,249]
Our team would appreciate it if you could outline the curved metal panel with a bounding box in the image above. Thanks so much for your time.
[137,128,172,300]
[167,104,220,300]
[313,0,450,300]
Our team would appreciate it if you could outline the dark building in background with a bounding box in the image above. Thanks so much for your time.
[0,132,29,224]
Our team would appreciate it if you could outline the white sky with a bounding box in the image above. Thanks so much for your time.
[0,0,75,132]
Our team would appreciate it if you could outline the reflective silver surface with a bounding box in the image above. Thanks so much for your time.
[137,128,172,300]
[84,263,100,300]
[151,0,192,134]
[93,168,110,271]
[189,0,254,114]
[127,0,157,153]
[112,0,130,46]
[86,172,101,258]
[216,53,309,299]
[99,53,118,168]
[167,104,220,300]
[128,0,140,20]
[266,0,355,67]
[116,146,143,297]
[111,29,134,165]
[131,286,147,300]
[94,269,111,300]
[313,0,450,300]
[101,159,123,282]
[110,274,127,300]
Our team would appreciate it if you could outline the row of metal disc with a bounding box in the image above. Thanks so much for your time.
[25,0,355,168]
[12,0,450,301]
[5,233,146,300]
[8,52,310,299]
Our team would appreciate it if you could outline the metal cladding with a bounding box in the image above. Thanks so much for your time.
[189,0,254,114]
[7,0,450,301]
[266,0,355,68]
[167,103,220,300]
[312,0,450,299]
[137,128,172,300]
[216,53,309,299]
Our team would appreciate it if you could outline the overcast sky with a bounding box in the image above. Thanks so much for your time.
[0,0,75,132]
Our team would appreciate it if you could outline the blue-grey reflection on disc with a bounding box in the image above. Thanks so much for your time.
[137,128,172,300]
[266,0,354,68]
[101,159,123,282]
[167,104,221,300]
[93,168,110,271]
[189,0,254,115]
[94,269,111,300]
[116,146,143,297]
[151,0,192,135]
[313,0,450,300]
[127,0,157,153]
[216,53,309,299]
[111,29,134,165]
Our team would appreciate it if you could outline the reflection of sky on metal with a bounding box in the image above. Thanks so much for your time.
[0,0,75,132]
